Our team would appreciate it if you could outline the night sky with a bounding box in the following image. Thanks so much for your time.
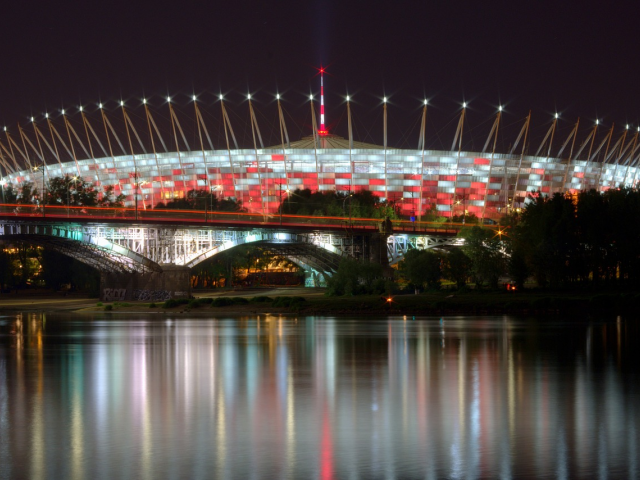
[2,0,638,151]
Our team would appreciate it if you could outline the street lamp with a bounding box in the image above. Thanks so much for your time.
[32,165,45,218]
[342,192,353,221]
[278,184,290,225]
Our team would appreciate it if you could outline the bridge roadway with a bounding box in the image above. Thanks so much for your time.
[0,204,473,301]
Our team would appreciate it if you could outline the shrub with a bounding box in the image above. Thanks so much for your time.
[188,300,200,309]
[149,302,157,308]
[163,299,179,309]
[197,298,213,305]
[273,296,307,308]
[104,304,113,311]
[96,302,103,307]
[232,297,249,305]
[212,297,235,307]
[251,296,273,303]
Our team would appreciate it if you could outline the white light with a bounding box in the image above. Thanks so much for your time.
[61,109,65,115]
[98,103,103,109]
[45,113,48,118]
[555,113,559,119]
[79,106,83,112]
[424,99,427,105]
[192,95,196,101]
[627,124,629,129]
[499,105,502,112]
[383,97,387,103]
[143,98,146,104]
[346,95,350,102]
[247,94,251,100]
[463,102,467,108]
[596,119,599,125]
[120,100,124,107]
[166,96,171,103]
[219,94,223,100]
[309,94,313,100]
[31,117,34,122]
[276,94,280,100]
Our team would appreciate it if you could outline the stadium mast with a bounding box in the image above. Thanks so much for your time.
[318,67,328,135]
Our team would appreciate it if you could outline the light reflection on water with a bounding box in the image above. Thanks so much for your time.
[0,314,639,479]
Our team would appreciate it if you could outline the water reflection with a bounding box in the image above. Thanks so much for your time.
[1,314,639,479]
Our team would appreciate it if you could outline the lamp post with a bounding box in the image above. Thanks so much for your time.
[279,184,290,225]
[0,179,6,204]
[454,189,468,224]
[32,165,45,218]
[342,192,353,222]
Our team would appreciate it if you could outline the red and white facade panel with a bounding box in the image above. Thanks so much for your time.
[4,148,639,218]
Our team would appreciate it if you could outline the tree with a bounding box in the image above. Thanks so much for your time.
[326,259,385,296]
[45,175,99,206]
[99,185,126,207]
[461,226,506,289]
[2,183,18,203]
[400,249,442,292]
[279,188,399,219]
[158,189,244,212]
[442,247,472,289]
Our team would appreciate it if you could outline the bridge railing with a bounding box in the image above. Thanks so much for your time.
[0,203,497,235]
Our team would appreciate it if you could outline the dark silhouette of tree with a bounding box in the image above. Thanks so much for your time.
[157,189,244,212]
[279,188,399,219]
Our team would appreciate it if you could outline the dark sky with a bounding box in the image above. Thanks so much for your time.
[1,0,638,151]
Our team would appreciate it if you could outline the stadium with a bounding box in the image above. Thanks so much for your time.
[2,76,639,220]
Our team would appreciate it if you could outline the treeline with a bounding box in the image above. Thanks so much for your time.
[2,175,124,207]
[330,188,640,295]
[511,188,640,288]
[156,189,244,212]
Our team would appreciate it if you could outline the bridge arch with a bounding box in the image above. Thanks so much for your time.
[0,222,162,273]
[185,231,345,278]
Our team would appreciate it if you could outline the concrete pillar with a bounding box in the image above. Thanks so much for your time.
[100,264,191,302]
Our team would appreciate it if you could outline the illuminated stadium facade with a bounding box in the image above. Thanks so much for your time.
[2,75,640,220]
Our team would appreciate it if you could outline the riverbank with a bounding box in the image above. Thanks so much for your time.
[2,288,636,318]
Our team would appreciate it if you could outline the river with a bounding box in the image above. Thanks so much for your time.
[1,313,638,479]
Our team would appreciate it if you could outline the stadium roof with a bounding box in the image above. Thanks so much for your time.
[267,134,384,150]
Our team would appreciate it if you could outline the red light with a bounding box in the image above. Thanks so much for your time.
[317,129,329,136]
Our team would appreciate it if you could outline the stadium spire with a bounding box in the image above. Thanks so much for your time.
[318,66,328,135]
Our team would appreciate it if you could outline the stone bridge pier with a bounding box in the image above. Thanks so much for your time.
[100,265,191,302]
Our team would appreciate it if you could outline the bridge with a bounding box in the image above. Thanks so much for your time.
[0,204,473,301]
